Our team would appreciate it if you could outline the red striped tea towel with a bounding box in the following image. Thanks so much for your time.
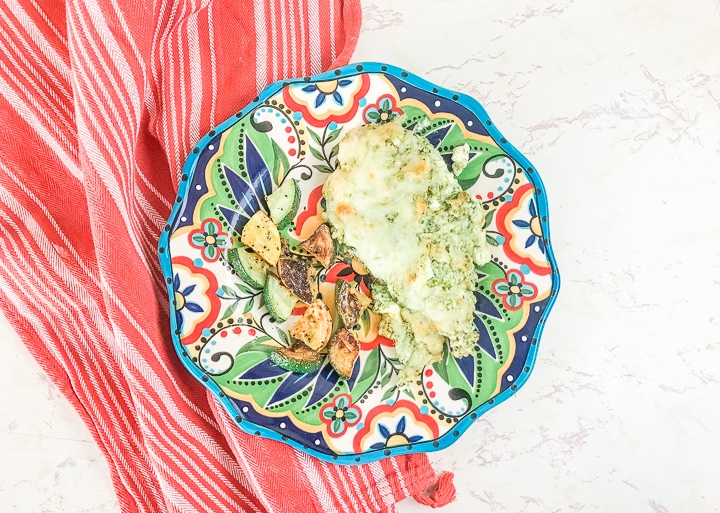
[0,1,455,512]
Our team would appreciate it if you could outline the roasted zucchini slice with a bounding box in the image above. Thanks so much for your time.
[329,328,359,379]
[240,211,282,266]
[335,280,372,329]
[277,257,317,304]
[263,275,299,322]
[299,223,335,268]
[289,299,332,351]
[227,247,267,289]
[266,178,300,227]
[269,342,323,373]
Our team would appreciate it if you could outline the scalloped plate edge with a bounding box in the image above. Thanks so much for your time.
[158,61,561,465]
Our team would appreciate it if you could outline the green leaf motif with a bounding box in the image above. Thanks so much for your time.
[380,385,397,403]
[221,285,238,298]
[276,328,290,346]
[399,105,430,131]
[457,176,480,191]
[270,139,289,186]
[357,348,380,384]
[361,308,371,334]
[326,128,342,144]
[386,356,401,369]
[344,409,358,421]
[235,335,274,356]
[309,145,324,161]
[223,301,239,319]
[495,283,510,294]
[432,345,451,383]
[436,123,465,148]
[380,369,392,388]
[235,282,254,295]
[482,209,496,230]
[486,234,500,247]
[507,294,521,308]
[308,129,322,146]
[243,296,255,314]
[313,164,334,174]
[328,144,339,162]
[520,285,535,296]
[331,418,343,434]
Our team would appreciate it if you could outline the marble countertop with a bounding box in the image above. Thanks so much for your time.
[3,0,720,511]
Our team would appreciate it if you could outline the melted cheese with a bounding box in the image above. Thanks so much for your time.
[323,120,490,385]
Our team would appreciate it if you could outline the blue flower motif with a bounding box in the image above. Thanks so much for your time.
[301,79,353,108]
[173,273,203,330]
[511,199,545,253]
[370,416,423,450]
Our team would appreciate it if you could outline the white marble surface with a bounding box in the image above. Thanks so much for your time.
[3,0,720,511]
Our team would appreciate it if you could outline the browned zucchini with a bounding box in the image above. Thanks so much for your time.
[299,224,335,268]
[289,299,333,351]
[277,257,317,304]
[335,280,372,329]
[269,342,323,373]
[329,328,359,379]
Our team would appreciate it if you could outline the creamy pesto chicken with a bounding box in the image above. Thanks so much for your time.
[323,120,491,386]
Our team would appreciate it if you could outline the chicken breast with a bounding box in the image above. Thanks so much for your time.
[323,120,491,385]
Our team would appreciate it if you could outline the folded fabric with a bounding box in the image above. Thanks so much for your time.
[0,1,454,512]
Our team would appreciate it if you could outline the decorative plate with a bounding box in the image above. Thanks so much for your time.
[159,62,560,464]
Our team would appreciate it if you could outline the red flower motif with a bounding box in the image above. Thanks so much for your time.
[170,256,222,345]
[319,393,361,437]
[353,400,439,453]
[495,183,551,276]
[362,94,403,124]
[188,219,231,263]
[491,269,537,311]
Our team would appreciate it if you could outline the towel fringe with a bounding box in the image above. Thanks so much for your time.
[412,472,456,508]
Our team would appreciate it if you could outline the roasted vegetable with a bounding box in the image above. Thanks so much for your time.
[269,342,323,373]
[266,178,301,228]
[299,223,335,268]
[263,275,299,322]
[289,299,332,351]
[277,258,317,304]
[335,280,372,329]
[227,247,267,289]
[329,328,359,379]
[241,211,282,266]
